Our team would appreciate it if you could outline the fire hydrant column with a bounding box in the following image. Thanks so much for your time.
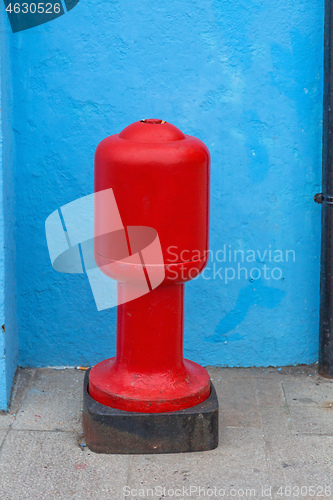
[83,119,219,454]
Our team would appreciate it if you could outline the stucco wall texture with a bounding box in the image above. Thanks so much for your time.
[0,0,324,374]
[1,19,19,409]
[0,63,6,408]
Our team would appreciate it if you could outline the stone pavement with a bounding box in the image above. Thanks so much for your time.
[0,365,332,500]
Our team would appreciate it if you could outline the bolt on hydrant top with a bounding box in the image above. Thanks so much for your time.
[119,119,186,143]
[140,118,165,124]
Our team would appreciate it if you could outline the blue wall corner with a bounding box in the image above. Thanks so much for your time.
[0,360,6,410]
[0,47,5,410]
[0,42,7,410]
[0,0,325,372]
[0,10,19,409]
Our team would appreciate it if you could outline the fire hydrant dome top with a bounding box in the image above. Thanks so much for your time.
[119,119,186,143]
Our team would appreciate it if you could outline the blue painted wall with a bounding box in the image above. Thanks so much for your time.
[0,0,324,371]
[0,56,6,409]
[0,19,19,409]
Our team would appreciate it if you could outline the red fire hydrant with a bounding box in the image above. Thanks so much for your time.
[83,119,218,454]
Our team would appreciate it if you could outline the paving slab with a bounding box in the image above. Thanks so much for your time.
[282,379,333,407]
[0,430,130,500]
[12,369,85,432]
[128,428,271,499]
[213,376,262,428]
[0,429,8,449]
[0,412,14,429]
[9,368,35,414]
[288,406,333,436]
[255,378,285,407]
[208,365,319,381]
[260,406,333,499]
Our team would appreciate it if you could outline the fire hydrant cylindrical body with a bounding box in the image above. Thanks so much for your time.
[89,119,211,413]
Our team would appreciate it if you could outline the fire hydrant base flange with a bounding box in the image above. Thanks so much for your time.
[82,370,219,454]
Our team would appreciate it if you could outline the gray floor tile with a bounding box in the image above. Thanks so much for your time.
[255,378,285,407]
[214,377,262,428]
[128,428,271,499]
[12,369,85,432]
[0,429,8,448]
[0,412,14,429]
[282,379,333,407]
[0,430,130,500]
[260,404,293,437]
[208,365,319,381]
[289,406,333,436]
[261,407,333,499]
[9,368,35,414]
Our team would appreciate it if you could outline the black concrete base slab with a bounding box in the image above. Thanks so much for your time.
[82,369,219,454]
